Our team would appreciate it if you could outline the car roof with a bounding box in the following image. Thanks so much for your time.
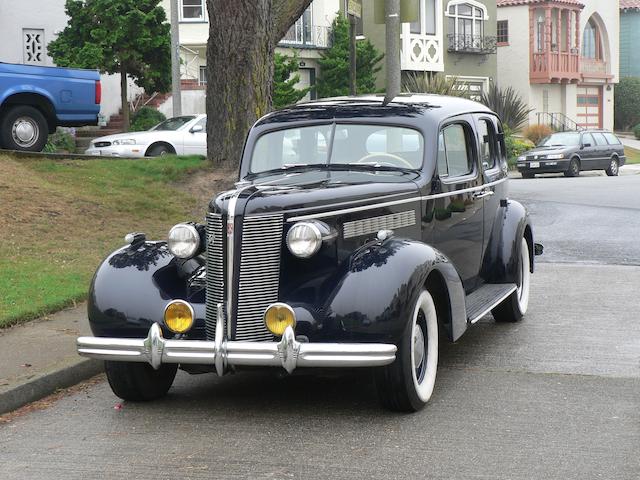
[256,94,495,127]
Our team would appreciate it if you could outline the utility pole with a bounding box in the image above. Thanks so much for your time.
[170,0,182,117]
[349,14,357,95]
[384,0,401,104]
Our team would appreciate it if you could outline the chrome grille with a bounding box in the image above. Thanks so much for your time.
[343,210,416,239]
[205,213,224,340]
[235,215,284,341]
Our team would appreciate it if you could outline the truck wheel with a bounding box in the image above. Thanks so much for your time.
[0,105,49,152]
[492,237,531,323]
[105,361,177,401]
[375,290,439,412]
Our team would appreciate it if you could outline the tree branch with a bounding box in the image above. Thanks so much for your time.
[272,0,314,43]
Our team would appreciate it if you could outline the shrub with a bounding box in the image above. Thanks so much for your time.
[522,124,553,145]
[505,129,534,168]
[402,72,468,97]
[615,77,640,131]
[43,128,76,153]
[633,124,640,140]
[130,107,166,132]
[479,83,532,131]
[272,52,310,109]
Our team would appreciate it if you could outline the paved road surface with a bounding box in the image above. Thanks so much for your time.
[1,175,638,480]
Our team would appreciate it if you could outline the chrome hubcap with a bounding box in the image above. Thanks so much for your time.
[516,238,531,313]
[12,117,38,148]
[611,160,618,174]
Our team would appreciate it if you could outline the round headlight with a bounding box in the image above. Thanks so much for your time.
[164,300,194,334]
[167,223,200,259]
[286,222,322,258]
[264,303,296,336]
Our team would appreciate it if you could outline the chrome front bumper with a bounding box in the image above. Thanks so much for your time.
[77,322,397,375]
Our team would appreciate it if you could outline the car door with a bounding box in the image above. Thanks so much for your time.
[580,132,598,169]
[591,132,611,169]
[183,117,207,156]
[431,118,484,292]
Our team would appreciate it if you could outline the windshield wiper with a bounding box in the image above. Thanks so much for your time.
[248,163,329,177]
[326,163,416,173]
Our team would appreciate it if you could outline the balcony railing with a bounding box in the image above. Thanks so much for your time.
[447,34,497,54]
[581,58,608,76]
[530,50,580,83]
[279,25,332,49]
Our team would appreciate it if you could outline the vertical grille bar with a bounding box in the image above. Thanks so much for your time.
[205,213,224,340]
[235,215,284,341]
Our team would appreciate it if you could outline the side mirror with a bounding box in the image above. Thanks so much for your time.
[582,142,591,149]
[190,124,204,134]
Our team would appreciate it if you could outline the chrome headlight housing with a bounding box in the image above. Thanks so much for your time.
[167,223,201,259]
[517,155,526,162]
[112,139,136,145]
[286,222,324,258]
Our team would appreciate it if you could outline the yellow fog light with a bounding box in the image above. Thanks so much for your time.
[264,303,296,336]
[164,300,194,334]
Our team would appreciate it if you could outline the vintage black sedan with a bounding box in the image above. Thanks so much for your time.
[517,130,626,178]
[77,95,540,412]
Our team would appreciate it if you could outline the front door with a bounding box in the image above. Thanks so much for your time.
[577,86,602,129]
[430,118,484,292]
[183,117,207,156]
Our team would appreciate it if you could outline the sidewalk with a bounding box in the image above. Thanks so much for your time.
[0,303,102,415]
[619,134,640,150]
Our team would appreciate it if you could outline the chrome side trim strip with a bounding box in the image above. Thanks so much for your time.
[468,284,517,324]
[287,177,508,222]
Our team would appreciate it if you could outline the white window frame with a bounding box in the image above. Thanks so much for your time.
[445,0,489,39]
[446,75,489,100]
[180,0,206,22]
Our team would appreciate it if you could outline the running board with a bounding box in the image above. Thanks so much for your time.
[466,283,517,324]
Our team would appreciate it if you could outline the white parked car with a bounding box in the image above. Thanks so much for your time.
[85,114,206,157]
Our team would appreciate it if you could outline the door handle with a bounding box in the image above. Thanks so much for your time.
[473,189,495,200]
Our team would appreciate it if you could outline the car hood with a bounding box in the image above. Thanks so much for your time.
[524,145,576,156]
[92,131,164,143]
[210,169,422,217]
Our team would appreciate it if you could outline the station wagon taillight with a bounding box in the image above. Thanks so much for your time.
[95,80,101,104]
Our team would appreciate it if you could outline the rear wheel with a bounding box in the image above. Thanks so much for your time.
[564,157,580,177]
[0,105,48,152]
[605,157,619,176]
[375,290,439,412]
[105,361,177,401]
[492,237,531,323]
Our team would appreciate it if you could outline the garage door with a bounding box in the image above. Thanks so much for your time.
[576,86,602,129]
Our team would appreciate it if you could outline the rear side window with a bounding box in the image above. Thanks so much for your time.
[603,133,621,145]
[478,118,497,169]
[592,133,608,146]
[437,124,473,178]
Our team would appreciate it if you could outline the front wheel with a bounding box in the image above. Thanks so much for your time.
[521,172,535,179]
[146,143,174,157]
[605,157,619,176]
[0,105,49,152]
[375,290,439,412]
[105,361,177,401]
[492,237,531,323]
[564,158,580,177]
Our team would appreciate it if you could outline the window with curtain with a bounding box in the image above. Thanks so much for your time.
[182,0,205,21]
[582,18,601,59]
[410,0,437,35]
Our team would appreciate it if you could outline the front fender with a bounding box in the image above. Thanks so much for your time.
[312,238,466,343]
[481,199,534,284]
[87,242,206,338]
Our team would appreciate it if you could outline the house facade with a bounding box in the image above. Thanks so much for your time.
[496,0,619,130]
[620,0,640,78]
[362,0,498,99]
[161,0,341,115]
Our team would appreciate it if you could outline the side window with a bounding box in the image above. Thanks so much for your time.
[437,132,448,177]
[603,133,621,145]
[438,123,474,178]
[193,117,206,131]
[478,118,497,169]
[592,133,608,146]
[582,133,595,147]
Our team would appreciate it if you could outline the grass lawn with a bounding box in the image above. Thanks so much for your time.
[0,154,210,328]
[624,147,640,164]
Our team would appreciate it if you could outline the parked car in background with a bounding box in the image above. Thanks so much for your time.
[77,95,541,412]
[517,130,626,178]
[0,62,100,152]
[85,114,206,157]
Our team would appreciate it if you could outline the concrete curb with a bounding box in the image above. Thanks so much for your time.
[0,358,103,415]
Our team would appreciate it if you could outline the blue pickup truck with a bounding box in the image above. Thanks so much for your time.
[0,62,100,152]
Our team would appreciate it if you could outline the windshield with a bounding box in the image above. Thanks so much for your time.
[151,116,196,131]
[250,124,424,173]
[539,132,581,147]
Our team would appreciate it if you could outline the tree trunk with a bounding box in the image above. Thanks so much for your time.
[120,67,130,132]
[205,0,312,166]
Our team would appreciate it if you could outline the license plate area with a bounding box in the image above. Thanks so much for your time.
[529,161,540,168]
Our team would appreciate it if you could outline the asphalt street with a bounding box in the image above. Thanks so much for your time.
[1,174,638,480]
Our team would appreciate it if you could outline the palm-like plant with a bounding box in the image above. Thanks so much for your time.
[480,83,532,131]
[401,72,468,97]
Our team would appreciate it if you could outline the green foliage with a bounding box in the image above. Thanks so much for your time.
[272,53,311,109]
[48,0,171,94]
[633,123,640,140]
[402,72,468,97]
[316,14,384,97]
[43,128,76,153]
[504,127,534,168]
[130,107,166,132]
[480,83,532,131]
[615,77,640,131]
